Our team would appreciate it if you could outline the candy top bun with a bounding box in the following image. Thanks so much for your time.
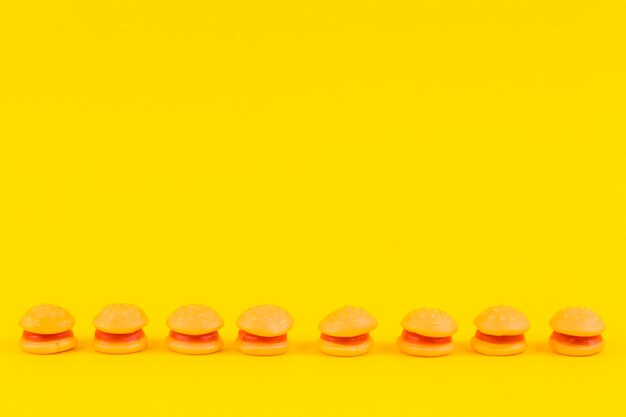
[93,304,149,334]
[474,305,530,336]
[236,305,294,337]
[19,304,75,334]
[318,306,377,337]
[550,307,605,337]
[401,308,458,338]
[167,304,224,335]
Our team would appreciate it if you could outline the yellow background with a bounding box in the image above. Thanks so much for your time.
[1,1,625,415]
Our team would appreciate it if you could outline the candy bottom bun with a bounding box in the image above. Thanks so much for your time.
[166,336,223,355]
[471,336,526,356]
[235,336,289,356]
[20,336,78,355]
[549,336,604,357]
[396,337,454,357]
[318,337,373,357]
[94,337,147,354]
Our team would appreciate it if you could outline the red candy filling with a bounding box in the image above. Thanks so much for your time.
[95,329,145,343]
[551,332,602,346]
[22,330,74,342]
[475,330,525,344]
[320,333,370,345]
[169,330,219,343]
[401,330,452,345]
[238,330,287,344]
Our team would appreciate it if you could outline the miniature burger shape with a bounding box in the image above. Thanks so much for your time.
[318,306,377,357]
[19,304,78,354]
[93,304,148,354]
[166,304,224,355]
[236,305,294,356]
[471,305,530,356]
[397,308,458,357]
[549,307,605,356]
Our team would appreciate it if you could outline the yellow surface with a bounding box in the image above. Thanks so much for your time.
[0,1,625,416]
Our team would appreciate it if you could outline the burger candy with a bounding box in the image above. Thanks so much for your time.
[549,307,605,357]
[166,304,224,355]
[397,308,458,357]
[93,304,149,354]
[471,305,530,356]
[19,304,78,354]
[318,306,377,357]
[235,305,294,356]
